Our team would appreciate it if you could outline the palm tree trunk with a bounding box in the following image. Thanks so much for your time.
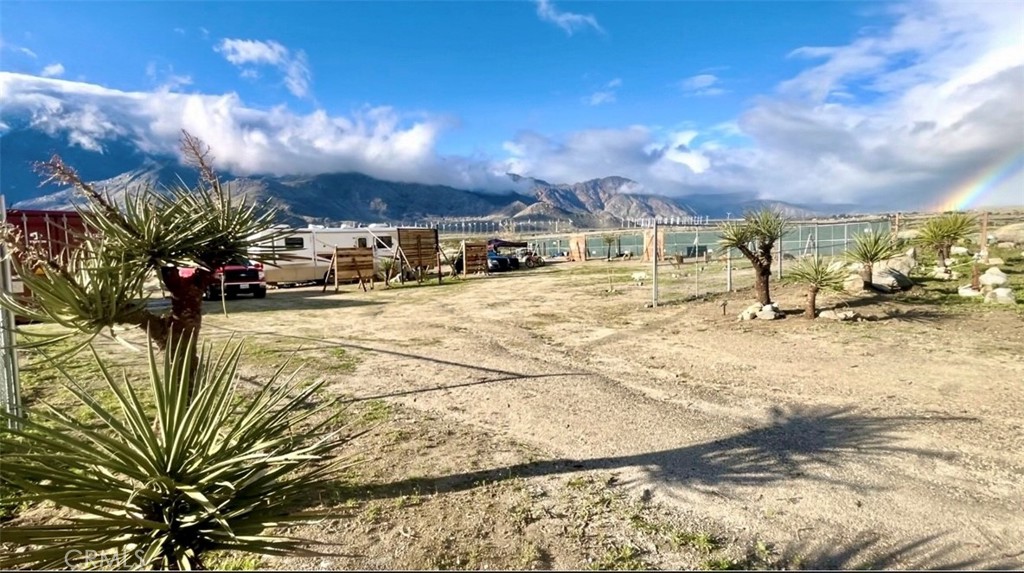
[806,286,819,318]
[754,263,772,305]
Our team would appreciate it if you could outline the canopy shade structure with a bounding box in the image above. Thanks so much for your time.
[487,238,528,251]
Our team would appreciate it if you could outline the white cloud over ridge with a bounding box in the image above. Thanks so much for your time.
[510,0,1024,209]
[0,73,516,191]
[215,39,311,98]
[535,0,603,36]
[1,0,1021,211]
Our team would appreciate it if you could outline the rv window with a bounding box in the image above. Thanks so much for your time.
[357,238,368,248]
[375,236,393,248]
[285,237,304,248]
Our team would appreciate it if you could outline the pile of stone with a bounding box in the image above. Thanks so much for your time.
[958,267,1016,304]
[738,302,783,321]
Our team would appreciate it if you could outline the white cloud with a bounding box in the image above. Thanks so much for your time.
[173,27,186,35]
[40,63,65,78]
[535,0,603,36]
[583,78,622,106]
[215,39,311,98]
[507,0,1024,210]
[0,37,37,58]
[679,74,727,97]
[0,72,516,192]
[145,62,192,92]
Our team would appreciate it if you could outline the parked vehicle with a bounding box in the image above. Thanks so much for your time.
[204,257,267,300]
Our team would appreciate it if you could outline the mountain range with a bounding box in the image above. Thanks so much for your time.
[1,125,821,227]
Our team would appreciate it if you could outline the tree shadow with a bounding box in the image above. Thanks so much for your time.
[781,530,1023,570]
[196,289,385,314]
[333,405,969,502]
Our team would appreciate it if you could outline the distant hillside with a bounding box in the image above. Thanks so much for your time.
[4,127,818,227]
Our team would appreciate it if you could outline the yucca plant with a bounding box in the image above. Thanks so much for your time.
[0,335,358,570]
[844,229,906,287]
[913,212,976,272]
[0,131,289,365]
[377,257,398,288]
[786,256,847,318]
[717,209,789,305]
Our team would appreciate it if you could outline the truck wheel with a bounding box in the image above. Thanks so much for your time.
[253,287,267,299]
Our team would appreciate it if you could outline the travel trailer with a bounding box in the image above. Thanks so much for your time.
[250,225,403,285]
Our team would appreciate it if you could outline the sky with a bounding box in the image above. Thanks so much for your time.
[0,0,1022,211]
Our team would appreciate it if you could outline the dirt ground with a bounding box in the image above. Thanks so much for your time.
[167,258,1023,570]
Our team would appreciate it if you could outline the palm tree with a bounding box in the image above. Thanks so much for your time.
[844,229,906,287]
[913,212,976,272]
[717,209,789,305]
[602,234,617,260]
[786,256,847,318]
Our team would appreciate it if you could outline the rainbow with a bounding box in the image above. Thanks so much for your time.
[930,150,1024,212]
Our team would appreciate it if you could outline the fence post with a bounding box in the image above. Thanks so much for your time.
[726,248,733,292]
[1,195,23,430]
[980,212,989,264]
[652,219,659,308]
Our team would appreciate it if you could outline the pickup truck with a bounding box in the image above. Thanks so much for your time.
[204,257,267,300]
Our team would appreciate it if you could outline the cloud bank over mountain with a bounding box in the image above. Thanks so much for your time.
[1,0,1021,211]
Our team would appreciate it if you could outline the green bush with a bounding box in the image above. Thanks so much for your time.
[0,336,358,570]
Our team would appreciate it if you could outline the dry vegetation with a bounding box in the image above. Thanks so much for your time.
[6,239,1024,570]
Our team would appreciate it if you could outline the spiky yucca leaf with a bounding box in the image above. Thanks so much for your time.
[716,209,789,265]
[844,229,906,268]
[0,336,359,570]
[786,256,848,291]
[913,212,976,268]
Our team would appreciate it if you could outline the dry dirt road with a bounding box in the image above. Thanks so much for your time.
[201,261,1024,569]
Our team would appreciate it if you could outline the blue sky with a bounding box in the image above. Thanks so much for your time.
[1,0,1022,210]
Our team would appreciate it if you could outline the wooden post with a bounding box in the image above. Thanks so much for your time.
[652,219,659,308]
[980,211,989,264]
[726,249,733,292]
[460,241,467,279]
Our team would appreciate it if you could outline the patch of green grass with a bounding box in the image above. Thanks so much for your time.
[669,530,723,553]
[589,543,650,570]
[324,347,360,373]
[204,552,263,570]
[360,399,392,423]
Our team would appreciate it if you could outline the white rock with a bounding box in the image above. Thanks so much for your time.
[984,267,1007,277]
[996,241,1015,249]
[958,285,983,297]
[819,309,859,321]
[950,246,970,255]
[987,257,1005,265]
[980,273,1007,287]
[873,269,913,291]
[984,287,1016,304]
[756,309,781,320]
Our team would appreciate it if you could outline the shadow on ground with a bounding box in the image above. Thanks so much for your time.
[336,404,969,500]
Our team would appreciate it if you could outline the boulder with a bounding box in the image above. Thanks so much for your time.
[950,246,970,256]
[756,308,781,320]
[993,222,1024,244]
[979,274,1007,287]
[843,273,867,293]
[996,241,1016,249]
[958,285,983,297]
[872,268,913,291]
[819,309,859,321]
[987,257,1005,266]
[739,303,763,321]
[983,287,1016,305]
[876,255,917,276]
